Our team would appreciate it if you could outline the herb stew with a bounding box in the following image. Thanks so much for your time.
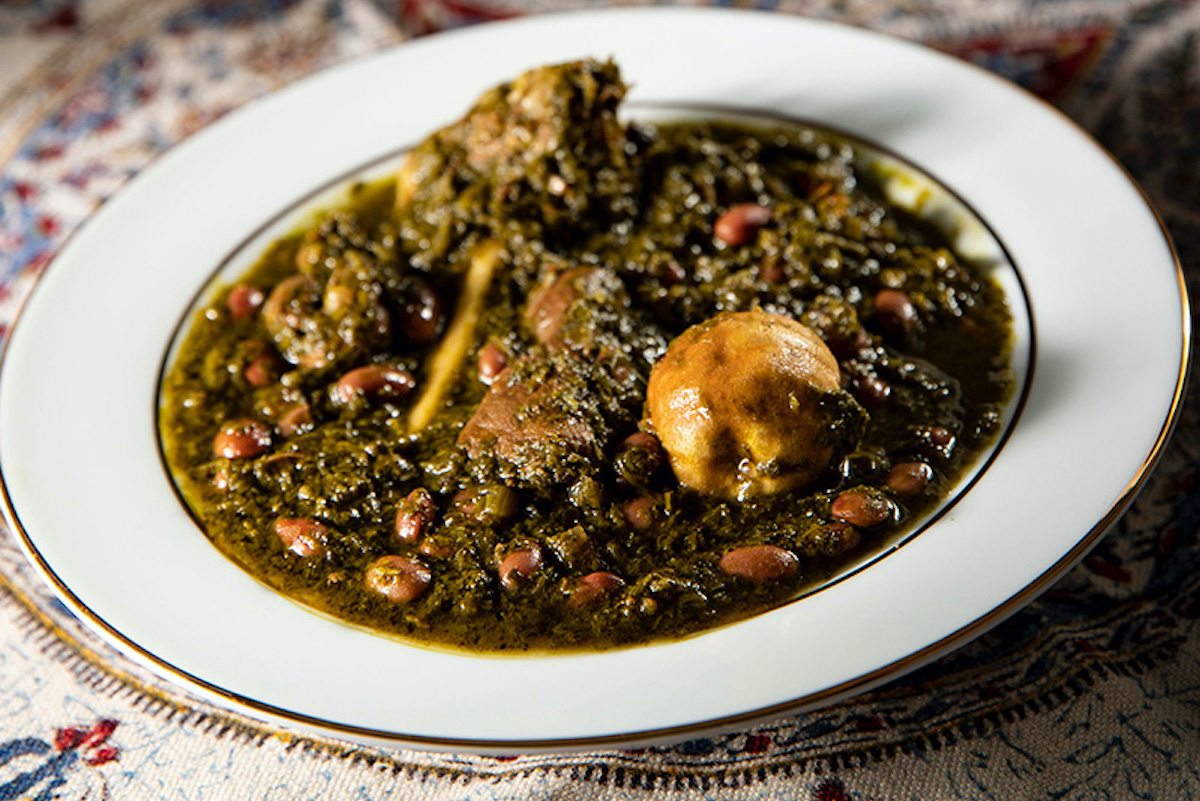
[159,59,1013,651]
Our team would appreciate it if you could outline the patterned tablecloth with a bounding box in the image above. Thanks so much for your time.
[1,0,1198,798]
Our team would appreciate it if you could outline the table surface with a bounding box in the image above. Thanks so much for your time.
[1,0,1198,798]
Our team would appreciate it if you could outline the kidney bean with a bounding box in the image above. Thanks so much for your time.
[277,404,312,438]
[499,546,542,589]
[718,545,799,582]
[333,364,415,405]
[395,487,436,543]
[273,517,328,558]
[226,283,264,322]
[608,355,637,389]
[567,571,626,608]
[886,462,934,499]
[929,426,956,448]
[758,258,786,284]
[874,289,918,335]
[714,203,771,246]
[245,352,282,388]
[656,258,686,286]
[622,496,656,530]
[365,555,432,604]
[853,374,891,410]
[399,278,443,345]
[831,491,895,529]
[212,419,272,459]
[825,330,874,360]
[814,522,861,555]
[477,341,508,385]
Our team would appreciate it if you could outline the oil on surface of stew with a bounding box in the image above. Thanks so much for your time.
[159,59,1014,651]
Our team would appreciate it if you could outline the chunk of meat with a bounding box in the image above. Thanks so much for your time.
[395,59,634,249]
[457,359,607,489]
[646,310,866,500]
[524,266,628,351]
[462,59,626,182]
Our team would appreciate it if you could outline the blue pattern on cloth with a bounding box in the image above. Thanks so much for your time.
[1,0,1199,797]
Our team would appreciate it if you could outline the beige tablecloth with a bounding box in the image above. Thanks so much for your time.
[1,1,1198,797]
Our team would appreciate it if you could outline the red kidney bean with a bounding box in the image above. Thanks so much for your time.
[817,522,861,555]
[622,497,656,530]
[333,364,415,404]
[226,283,264,322]
[831,491,895,528]
[365,555,432,604]
[886,462,934,499]
[825,330,873,360]
[499,546,542,589]
[212,419,272,459]
[609,356,636,388]
[273,517,328,558]
[874,289,918,335]
[399,278,443,345]
[929,426,956,447]
[395,488,436,543]
[244,353,281,388]
[656,259,686,286]
[854,374,891,410]
[277,404,312,438]
[758,259,786,284]
[477,341,508,385]
[567,571,626,608]
[718,545,799,582]
[714,203,771,246]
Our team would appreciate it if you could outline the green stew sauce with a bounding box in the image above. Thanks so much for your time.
[159,59,1013,652]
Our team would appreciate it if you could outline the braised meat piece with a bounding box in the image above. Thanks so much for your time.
[457,356,614,490]
[524,266,630,352]
[395,58,638,266]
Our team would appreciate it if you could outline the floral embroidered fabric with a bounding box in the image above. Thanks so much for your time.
[0,1,1198,797]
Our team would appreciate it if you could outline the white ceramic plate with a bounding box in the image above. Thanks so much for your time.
[0,9,1187,752]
